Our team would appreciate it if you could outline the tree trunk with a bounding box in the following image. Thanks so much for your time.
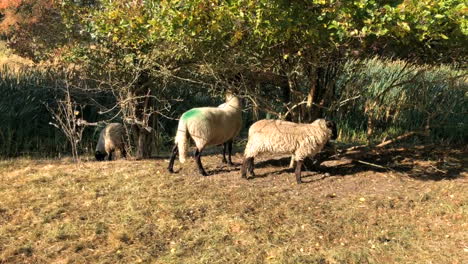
[136,127,153,159]
[306,68,318,122]
[367,117,375,139]
[282,81,291,121]
[285,73,295,121]
[307,64,338,122]
[132,70,155,159]
[308,67,324,122]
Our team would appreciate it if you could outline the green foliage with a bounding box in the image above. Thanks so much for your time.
[62,0,466,69]
[1,0,467,157]
[334,58,467,143]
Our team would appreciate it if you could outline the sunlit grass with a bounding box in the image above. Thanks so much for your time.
[1,149,466,263]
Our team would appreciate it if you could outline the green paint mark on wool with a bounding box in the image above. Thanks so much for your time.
[181,109,202,121]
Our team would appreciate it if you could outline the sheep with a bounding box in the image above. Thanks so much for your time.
[167,93,242,176]
[95,123,127,161]
[241,118,337,184]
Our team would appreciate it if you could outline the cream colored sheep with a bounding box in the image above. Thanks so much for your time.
[241,119,337,183]
[167,93,242,176]
[95,123,127,161]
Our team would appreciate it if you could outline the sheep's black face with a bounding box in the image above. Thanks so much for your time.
[95,151,106,161]
[326,121,338,140]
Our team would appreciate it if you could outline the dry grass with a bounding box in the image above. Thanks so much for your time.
[0,145,467,264]
[0,41,33,71]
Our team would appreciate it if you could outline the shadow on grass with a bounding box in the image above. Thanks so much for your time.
[149,147,243,161]
[340,145,466,181]
[248,144,466,181]
[208,166,240,175]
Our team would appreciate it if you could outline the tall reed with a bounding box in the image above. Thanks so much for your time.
[333,57,467,143]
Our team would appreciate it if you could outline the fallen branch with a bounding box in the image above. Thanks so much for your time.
[376,131,426,148]
[344,144,368,152]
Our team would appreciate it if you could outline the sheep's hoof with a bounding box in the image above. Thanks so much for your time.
[167,168,174,173]
[248,173,255,180]
[227,162,234,166]
[296,179,303,184]
[200,171,208,176]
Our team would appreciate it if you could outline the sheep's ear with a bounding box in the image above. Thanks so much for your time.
[326,121,334,128]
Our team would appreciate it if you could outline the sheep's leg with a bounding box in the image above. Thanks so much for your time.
[121,148,127,159]
[241,157,248,178]
[195,148,208,176]
[167,144,178,173]
[295,160,303,184]
[108,150,114,161]
[221,143,228,164]
[248,157,255,177]
[241,157,255,179]
[289,155,296,169]
[227,140,234,165]
[241,158,248,178]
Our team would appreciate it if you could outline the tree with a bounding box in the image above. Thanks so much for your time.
[56,0,466,154]
[144,0,466,120]
[0,0,69,62]
[45,82,86,161]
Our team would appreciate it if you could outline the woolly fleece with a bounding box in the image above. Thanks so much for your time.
[244,119,333,161]
[175,95,242,163]
[96,123,125,157]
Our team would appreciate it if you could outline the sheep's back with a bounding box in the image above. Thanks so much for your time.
[184,107,242,147]
[97,123,125,153]
[245,119,330,159]
[245,120,306,155]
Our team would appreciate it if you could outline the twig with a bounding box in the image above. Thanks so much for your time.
[429,165,447,174]
[76,119,101,127]
[355,160,389,170]
[338,95,361,107]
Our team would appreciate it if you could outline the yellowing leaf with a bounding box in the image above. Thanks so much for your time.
[399,22,411,32]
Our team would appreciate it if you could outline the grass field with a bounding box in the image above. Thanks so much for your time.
[0,145,467,264]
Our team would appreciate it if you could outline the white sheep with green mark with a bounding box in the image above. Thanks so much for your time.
[168,93,242,176]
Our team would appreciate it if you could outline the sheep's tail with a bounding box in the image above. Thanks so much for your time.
[175,119,189,163]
